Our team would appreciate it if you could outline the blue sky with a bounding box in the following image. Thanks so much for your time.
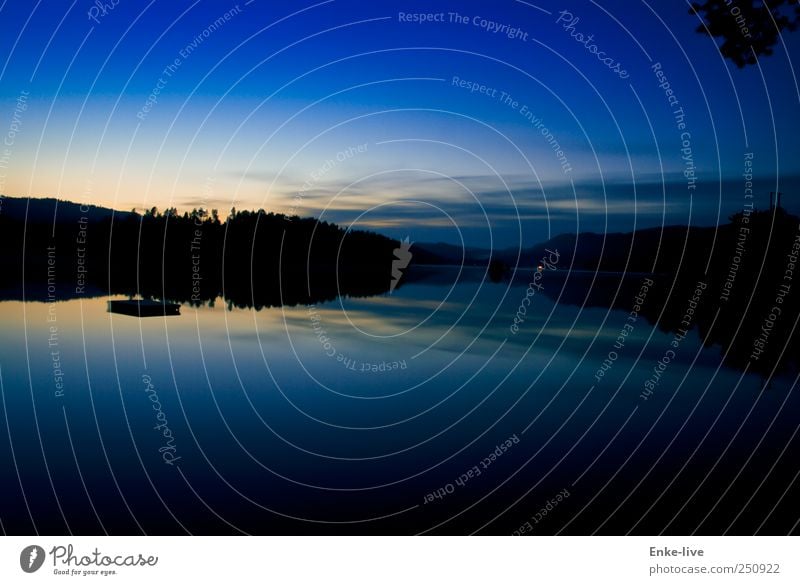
[0,0,798,247]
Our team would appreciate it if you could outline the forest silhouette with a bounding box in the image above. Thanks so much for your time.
[0,196,400,310]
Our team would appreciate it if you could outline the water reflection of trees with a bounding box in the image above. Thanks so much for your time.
[534,209,800,378]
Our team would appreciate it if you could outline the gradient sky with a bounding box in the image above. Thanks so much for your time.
[0,0,798,247]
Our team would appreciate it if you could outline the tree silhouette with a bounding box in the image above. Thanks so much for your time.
[689,0,799,67]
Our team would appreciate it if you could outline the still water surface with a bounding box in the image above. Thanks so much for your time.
[0,267,795,534]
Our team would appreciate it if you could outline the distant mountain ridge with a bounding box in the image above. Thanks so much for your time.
[0,195,134,225]
[414,225,713,274]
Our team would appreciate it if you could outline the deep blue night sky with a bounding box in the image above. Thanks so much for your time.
[0,0,798,247]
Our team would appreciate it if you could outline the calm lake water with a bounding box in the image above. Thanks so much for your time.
[0,267,796,534]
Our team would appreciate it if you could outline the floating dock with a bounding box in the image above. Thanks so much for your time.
[107,299,181,317]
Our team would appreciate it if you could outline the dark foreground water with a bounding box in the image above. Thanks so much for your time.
[0,267,797,535]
